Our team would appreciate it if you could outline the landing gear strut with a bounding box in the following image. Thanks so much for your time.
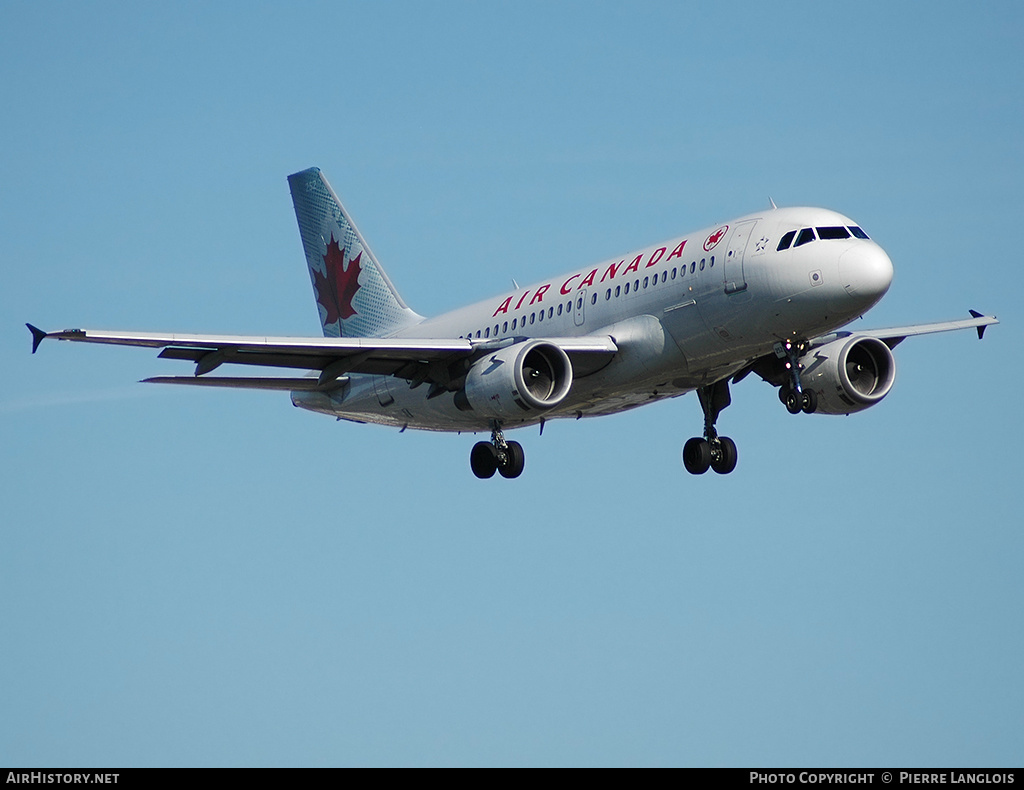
[470,421,525,479]
[776,340,817,414]
[682,379,738,475]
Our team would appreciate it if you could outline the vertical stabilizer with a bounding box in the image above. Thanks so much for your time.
[288,168,423,338]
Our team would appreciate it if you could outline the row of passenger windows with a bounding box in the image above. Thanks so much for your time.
[777,225,869,251]
[462,256,716,339]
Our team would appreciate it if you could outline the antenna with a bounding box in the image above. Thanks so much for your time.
[768,197,778,210]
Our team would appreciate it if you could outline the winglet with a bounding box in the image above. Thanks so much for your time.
[26,323,48,354]
[969,310,989,340]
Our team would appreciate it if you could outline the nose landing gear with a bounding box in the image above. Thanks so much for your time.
[470,421,525,479]
[682,379,738,475]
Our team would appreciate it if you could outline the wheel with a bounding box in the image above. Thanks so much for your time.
[470,441,498,479]
[785,390,802,414]
[779,386,790,405]
[682,437,711,475]
[800,389,817,414]
[498,440,525,479]
[710,436,738,474]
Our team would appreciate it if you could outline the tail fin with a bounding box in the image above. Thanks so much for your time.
[288,167,422,338]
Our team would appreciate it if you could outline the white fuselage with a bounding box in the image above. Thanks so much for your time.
[292,206,894,432]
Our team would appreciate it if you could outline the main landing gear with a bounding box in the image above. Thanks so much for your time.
[682,379,738,475]
[470,421,525,479]
[775,340,817,415]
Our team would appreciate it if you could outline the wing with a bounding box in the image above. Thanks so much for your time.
[27,325,617,393]
[809,310,998,349]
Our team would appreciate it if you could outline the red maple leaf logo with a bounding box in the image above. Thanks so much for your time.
[704,226,728,251]
[314,235,361,323]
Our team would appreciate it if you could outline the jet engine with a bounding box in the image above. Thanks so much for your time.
[455,340,573,418]
[800,335,896,414]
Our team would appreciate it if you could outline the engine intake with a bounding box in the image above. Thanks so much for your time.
[457,340,573,417]
[801,335,896,414]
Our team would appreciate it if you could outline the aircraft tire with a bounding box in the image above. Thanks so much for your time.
[498,440,525,479]
[471,441,498,479]
[711,436,738,475]
[785,391,802,414]
[801,389,817,414]
[682,437,711,475]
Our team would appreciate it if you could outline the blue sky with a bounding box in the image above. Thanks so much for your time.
[2,0,1021,767]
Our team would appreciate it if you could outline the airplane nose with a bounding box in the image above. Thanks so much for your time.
[839,245,893,305]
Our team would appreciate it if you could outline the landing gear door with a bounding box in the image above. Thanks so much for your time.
[723,220,757,294]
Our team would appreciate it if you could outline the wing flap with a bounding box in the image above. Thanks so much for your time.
[142,376,340,391]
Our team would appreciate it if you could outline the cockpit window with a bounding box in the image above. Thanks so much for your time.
[794,227,816,247]
[849,226,869,239]
[816,226,851,240]
[777,230,796,251]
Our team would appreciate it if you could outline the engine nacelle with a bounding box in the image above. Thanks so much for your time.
[456,340,573,418]
[801,335,897,415]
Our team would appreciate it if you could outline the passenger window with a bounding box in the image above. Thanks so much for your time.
[512,318,517,330]
[538,310,544,322]
[548,307,553,319]
[671,267,677,279]
[634,279,639,291]
[849,226,870,239]
[557,304,563,316]
[615,285,621,297]
[794,228,816,247]
[817,226,851,240]
[503,321,508,333]
[661,271,667,283]
[690,262,696,274]
[709,256,714,267]
[700,258,705,271]
[643,276,649,289]
[605,288,611,300]
[530,313,535,324]
[777,230,797,250]
[485,327,490,338]
[493,325,498,336]
[624,282,630,294]
[591,293,597,305]
[576,297,583,310]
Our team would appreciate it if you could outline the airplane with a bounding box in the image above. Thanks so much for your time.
[28,167,997,479]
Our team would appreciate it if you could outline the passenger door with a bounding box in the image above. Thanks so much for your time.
[723,220,757,294]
